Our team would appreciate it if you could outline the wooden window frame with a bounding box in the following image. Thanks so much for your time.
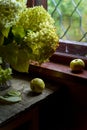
[27,0,47,9]
[51,39,87,69]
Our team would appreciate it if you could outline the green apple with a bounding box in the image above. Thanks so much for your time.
[70,59,85,72]
[30,78,45,93]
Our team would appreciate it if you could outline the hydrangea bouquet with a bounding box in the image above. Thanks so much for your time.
[0,0,59,73]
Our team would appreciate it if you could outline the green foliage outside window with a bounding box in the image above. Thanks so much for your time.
[48,0,87,42]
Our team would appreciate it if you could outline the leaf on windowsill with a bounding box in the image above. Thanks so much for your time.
[0,90,22,104]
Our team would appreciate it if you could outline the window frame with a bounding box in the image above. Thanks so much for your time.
[50,39,87,69]
[27,0,47,9]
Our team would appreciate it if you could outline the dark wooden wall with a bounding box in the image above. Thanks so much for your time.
[27,0,47,9]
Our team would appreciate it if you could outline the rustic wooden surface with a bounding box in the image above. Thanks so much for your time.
[0,73,58,127]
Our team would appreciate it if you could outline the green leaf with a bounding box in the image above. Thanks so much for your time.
[0,44,30,72]
[12,26,25,40]
[0,96,22,104]
[7,90,21,96]
[0,90,22,104]
[1,27,10,38]
[10,48,30,72]
[0,43,18,65]
[0,57,2,64]
[0,32,4,45]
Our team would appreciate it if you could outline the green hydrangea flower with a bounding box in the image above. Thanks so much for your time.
[0,5,59,72]
[17,6,59,63]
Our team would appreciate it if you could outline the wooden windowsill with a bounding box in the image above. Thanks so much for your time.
[29,61,87,85]
[29,39,87,86]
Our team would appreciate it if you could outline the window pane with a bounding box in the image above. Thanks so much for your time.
[48,0,87,43]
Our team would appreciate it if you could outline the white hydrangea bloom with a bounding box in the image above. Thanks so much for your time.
[0,0,26,28]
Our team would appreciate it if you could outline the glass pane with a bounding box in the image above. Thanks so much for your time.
[48,0,87,43]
